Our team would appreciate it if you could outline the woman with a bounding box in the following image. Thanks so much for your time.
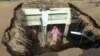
[50,26,60,46]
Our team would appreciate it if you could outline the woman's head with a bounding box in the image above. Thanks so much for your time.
[53,26,58,29]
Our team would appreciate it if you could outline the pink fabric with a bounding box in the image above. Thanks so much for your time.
[50,26,59,42]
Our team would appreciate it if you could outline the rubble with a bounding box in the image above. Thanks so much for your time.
[2,3,33,56]
[1,1,100,56]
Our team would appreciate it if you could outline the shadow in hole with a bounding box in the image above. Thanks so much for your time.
[66,22,100,50]
[26,26,53,55]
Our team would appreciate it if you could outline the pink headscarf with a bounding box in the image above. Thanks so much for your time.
[51,26,59,34]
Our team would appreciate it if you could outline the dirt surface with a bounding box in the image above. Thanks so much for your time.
[0,1,100,56]
[35,48,82,56]
[82,48,100,56]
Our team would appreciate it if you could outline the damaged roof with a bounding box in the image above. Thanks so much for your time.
[21,1,100,26]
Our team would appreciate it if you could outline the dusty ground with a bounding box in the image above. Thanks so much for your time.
[0,1,100,56]
[37,48,83,56]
